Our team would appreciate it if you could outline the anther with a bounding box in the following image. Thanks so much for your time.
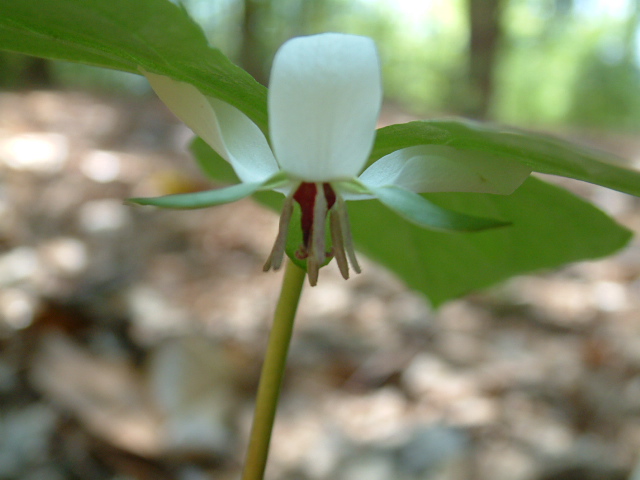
[264,182,361,285]
[263,194,295,272]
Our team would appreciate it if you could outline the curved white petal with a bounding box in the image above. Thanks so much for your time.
[143,71,279,183]
[358,145,532,194]
[268,33,382,182]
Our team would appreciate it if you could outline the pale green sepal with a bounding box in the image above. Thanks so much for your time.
[370,120,640,197]
[261,171,290,190]
[359,145,532,195]
[371,185,510,232]
[332,179,374,201]
[128,181,263,209]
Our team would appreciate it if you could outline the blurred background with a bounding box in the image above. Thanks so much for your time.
[3,0,640,128]
[0,1,640,479]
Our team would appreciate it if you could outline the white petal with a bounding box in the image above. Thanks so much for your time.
[143,71,279,183]
[268,33,382,182]
[358,145,532,194]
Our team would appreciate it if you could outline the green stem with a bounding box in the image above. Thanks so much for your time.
[241,259,306,480]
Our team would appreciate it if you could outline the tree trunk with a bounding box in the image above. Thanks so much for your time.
[239,0,268,86]
[467,0,502,119]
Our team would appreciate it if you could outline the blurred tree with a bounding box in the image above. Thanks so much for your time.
[238,0,334,85]
[0,53,53,88]
[239,0,269,84]
[3,0,637,134]
[566,0,640,131]
[466,0,504,118]
[22,57,53,87]
[493,0,640,132]
[555,0,573,15]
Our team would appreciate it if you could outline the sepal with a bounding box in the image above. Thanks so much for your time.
[128,172,288,210]
[370,185,510,232]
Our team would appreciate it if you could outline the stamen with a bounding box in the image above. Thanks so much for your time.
[307,183,327,286]
[330,209,350,280]
[335,196,361,274]
[263,194,295,272]
[268,182,354,285]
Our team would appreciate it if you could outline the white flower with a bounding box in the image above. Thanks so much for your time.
[134,33,531,285]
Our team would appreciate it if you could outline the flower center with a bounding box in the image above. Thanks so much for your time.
[293,182,336,255]
[263,181,361,286]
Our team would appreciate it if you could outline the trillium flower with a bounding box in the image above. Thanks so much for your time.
[132,33,532,285]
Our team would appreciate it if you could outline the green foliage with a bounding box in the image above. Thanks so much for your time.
[496,0,640,129]
[0,0,636,306]
[566,56,640,131]
[350,177,631,305]
[371,120,640,197]
[0,0,268,130]
[3,0,638,130]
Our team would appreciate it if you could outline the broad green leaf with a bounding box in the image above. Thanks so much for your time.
[190,139,632,306]
[0,0,268,130]
[371,119,640,197]
[191,137,239,183]
[370,185,510,231]
[349,177,632,306]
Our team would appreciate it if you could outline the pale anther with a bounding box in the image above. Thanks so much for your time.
[335,196,361,274]
[307,182,328,286]
[330,208,350,280]
[263,194,295,272]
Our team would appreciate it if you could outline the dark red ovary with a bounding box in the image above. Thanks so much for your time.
[293,182,336,251]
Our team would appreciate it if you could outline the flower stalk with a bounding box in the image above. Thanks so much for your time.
[241,259,306,480]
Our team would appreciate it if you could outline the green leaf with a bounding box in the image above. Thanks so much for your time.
[0,0,268,131]
[191,137,240,184]
[128,181,261,209]
[190,139,632,306]
[371,119,640,197]
[370,185,510,231]
[348,177,631,306]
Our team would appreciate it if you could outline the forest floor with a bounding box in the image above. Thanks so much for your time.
[0,90,640,480]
